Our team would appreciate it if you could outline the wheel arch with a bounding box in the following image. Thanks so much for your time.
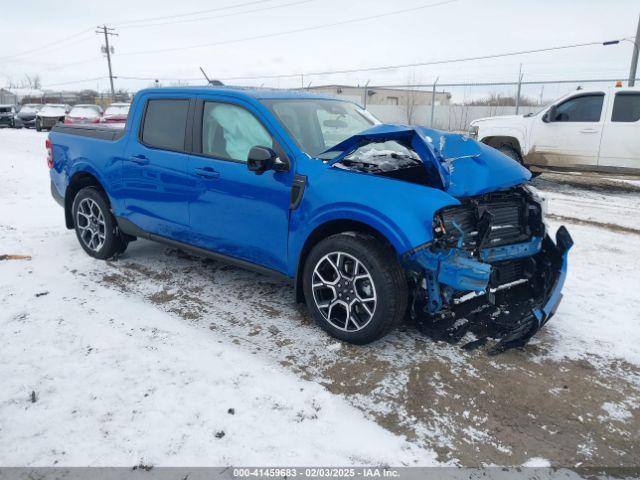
[481,136,523,158]
[293,219,398,303]
[64,171,109,229]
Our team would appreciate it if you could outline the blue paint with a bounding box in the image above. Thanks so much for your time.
[480,237,543,263]
[410,248,491,293]
[541,233,572,320]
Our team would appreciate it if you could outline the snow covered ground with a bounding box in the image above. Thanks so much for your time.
[0,129,435,466]
[1,128,639,467]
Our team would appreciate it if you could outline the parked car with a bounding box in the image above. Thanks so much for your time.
[470,86,640,173]
[36,104,70,131]
[101,102,130,124]
[15,103,43,128]
[0,104,19,128]
[64,104,103,125]
[47,87,572,351]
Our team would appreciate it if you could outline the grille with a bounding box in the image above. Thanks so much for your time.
[439,190,532,250]
[490,258,529,286]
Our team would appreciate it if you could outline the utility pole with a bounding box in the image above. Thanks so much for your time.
[629,14,640,87]
[96,25,118,100]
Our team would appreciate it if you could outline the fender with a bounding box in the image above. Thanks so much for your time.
[287,162,461,277]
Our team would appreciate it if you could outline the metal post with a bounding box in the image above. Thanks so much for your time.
[430,77,438,127]
[515,63,523,114]
[363,79,370,108]
[629,14,640,86]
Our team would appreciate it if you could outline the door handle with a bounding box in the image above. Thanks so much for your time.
[127,154,149,165]
[579,128,599,134]
[194,166,220,179]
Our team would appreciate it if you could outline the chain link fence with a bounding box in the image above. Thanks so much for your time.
[319,78,638,131]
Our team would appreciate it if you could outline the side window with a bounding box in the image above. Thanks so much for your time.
[141,99,189,151]
[553,94,604,122]
[612,93,640,122]
[202,102,273,162]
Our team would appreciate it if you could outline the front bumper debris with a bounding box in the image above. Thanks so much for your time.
[405,226,573,354]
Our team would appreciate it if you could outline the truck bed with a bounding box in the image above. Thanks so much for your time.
[51,123,125,141]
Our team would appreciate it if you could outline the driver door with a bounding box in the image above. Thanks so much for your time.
[531,93,605,168]
[187,98,293,274]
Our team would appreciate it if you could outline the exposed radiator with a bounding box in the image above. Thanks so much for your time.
[439,189,534,250]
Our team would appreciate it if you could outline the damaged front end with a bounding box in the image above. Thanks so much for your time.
[404,187,573,354]
[322,123,572,353]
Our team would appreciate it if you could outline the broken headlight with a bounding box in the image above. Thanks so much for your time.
[524,185,548,231]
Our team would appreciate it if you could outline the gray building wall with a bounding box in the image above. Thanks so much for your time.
[0,89,18,105]
[304,85,451,106]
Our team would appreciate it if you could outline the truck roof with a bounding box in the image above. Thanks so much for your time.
[562,85,640,94]
[134,85,346,101]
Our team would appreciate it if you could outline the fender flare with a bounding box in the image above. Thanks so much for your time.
[479,127,528,156]
[289,205,433,303]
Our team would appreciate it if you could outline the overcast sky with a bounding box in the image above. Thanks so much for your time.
[1,0,638,101]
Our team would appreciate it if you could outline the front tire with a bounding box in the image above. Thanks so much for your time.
[303,233,407,344]
[498,145,522,163]
[72,187,127,259]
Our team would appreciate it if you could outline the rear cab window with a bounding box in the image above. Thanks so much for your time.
[140,98,190,151]
[611,92,640,122]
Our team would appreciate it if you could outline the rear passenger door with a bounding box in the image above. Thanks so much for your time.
[598,91,640,170]
[122,96,195,241]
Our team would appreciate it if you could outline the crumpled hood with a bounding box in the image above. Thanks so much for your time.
[324,124,531,198]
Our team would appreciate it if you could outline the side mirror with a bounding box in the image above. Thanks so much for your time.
[247,146,288,175]
[543,105,557,123]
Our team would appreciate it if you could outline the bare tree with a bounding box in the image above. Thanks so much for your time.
[22,74,42,89]
[466,93,538,107]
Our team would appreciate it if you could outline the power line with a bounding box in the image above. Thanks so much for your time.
[40,76,108,88]
[113,36,634,83]
[37,34,634,89]
[117,0,318,29]
[213,38,633,80]
[111,0,275,26]
[118,0,460,56]
[0,28,94,61]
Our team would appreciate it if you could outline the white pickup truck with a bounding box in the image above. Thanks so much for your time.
[470,86,640,173]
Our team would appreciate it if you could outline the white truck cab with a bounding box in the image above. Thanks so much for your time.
[470,86,640,173]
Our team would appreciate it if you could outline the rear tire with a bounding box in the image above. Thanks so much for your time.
[303,233,407,344]
[72,187,127,259]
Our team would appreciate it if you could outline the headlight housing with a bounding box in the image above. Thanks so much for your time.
[524,185,549,233]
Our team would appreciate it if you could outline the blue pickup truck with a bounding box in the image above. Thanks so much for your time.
[48,86,572,351]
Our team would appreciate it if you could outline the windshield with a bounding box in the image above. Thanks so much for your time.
[0,107,12,113]
[20,104,42,114]
[262,99,379,157]
[104,104,130,116]
[69,106,101,117]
